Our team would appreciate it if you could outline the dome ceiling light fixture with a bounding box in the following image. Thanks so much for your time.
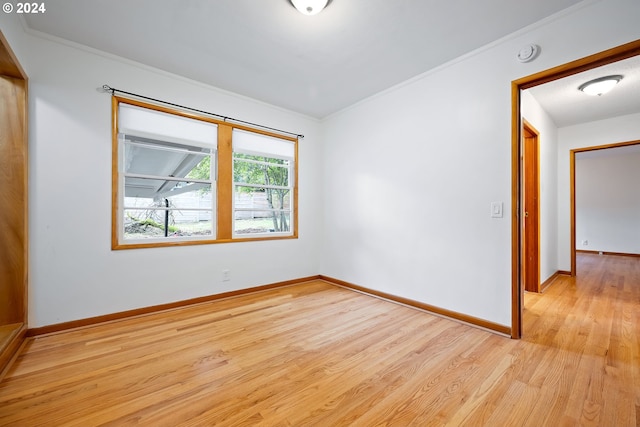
[578,75,623,96]
[289,0,329,16]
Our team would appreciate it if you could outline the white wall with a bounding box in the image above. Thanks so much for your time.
[1,16,323,327]
[557,112,640,268]
[575,147,640,254]
[521,91,559,283]
[321,0,640,326]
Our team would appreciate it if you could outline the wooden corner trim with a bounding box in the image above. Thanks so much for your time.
[319,275,511,337]
[539,270,565,293]
[0,324,27,382]
[26,275,322,337]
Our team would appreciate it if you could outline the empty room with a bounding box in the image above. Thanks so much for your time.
[1,0,640,425]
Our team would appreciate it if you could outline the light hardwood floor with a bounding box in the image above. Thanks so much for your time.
[0,253,638,426]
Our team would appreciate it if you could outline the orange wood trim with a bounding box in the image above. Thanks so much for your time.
[539,273,556,293]
[0,31,28,79]
[0,32,28,382]
[22,82,29,327]
[510,81,522,339]
[293,132,299,238]
[572,139,640,153]
[513,39,640,90]
[521,119,538,135]
[533,122,541,291]
[111,96,120,249]
[0,324,27,382]
[539,270,572,292]
[577,249,640,258]
[540,271,559,293]
[522,120,541,293]
[217,124,233,240]
[26,275,322,337]
[0,44,28,325]
[112,235,299,250]
[570,150,576,276]
[320,275,511,336]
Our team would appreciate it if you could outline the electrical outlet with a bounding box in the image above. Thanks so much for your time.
[222,269,231,282]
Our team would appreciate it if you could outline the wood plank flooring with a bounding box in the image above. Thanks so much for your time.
[0,253,638,426]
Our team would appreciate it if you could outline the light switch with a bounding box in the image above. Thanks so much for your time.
[491,202,503,218]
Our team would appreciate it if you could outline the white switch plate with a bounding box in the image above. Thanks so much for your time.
[491,202,503,218]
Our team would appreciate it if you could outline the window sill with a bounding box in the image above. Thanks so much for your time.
[112,234,298,250]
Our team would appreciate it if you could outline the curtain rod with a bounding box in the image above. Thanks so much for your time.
[102,85,304,139]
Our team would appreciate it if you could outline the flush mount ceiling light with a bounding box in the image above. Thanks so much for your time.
[578,75,623,96]
[289,0,329,16]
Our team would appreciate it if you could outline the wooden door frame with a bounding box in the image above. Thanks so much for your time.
[510,38,640,339]
[0,30,28,379]
[570,140,640,274]
[522,120,540,293]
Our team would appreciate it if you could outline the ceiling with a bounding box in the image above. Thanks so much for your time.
[22,0,589,119]
[526,54,640,127]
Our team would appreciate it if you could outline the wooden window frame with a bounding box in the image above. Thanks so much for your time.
[112,96,299,249]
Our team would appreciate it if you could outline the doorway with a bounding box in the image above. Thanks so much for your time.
[510,39,640,339]
[570,140,640,273]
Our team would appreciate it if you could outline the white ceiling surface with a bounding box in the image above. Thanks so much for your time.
[527,55,640,128]
[23,0,585,119]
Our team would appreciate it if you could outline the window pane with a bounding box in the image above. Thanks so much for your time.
[234,156,289,187]
[123,177,213,240]
[186,155,211,181]
[234,186,290,210]
[124,209,214,239]
[234,212,291,234]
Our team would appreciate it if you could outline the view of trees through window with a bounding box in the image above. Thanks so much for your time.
[233,153,291,233]
[137,151,292,236]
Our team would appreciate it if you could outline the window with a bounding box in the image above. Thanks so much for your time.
[112,97,298,249]
[116,102,217,245]
[233,129,295,237]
